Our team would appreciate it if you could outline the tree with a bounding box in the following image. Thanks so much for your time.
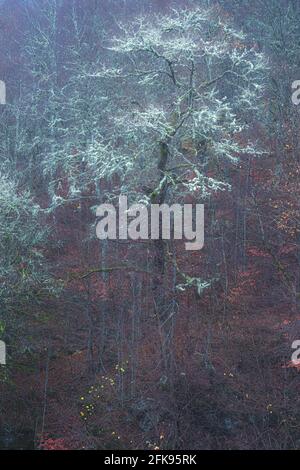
[0,170,58,368]
[81,5,267,375]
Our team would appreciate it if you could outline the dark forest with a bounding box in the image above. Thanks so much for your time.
[0,0,300,452]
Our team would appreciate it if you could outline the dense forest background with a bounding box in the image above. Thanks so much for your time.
[0,0,300,450]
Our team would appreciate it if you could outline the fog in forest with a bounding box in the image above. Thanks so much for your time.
[0,0,300,452]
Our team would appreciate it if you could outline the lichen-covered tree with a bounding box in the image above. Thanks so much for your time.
[78,6,267,374]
